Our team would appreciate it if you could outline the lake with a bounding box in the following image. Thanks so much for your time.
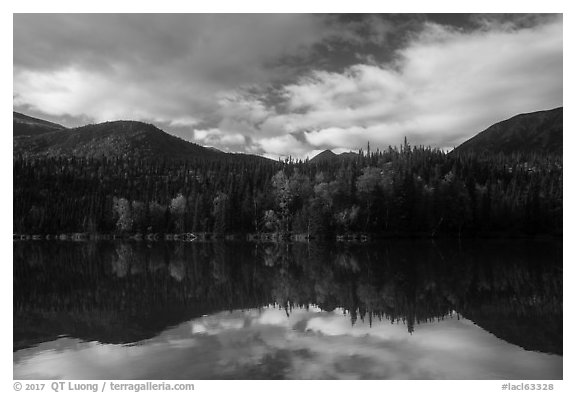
[13,239,562,380]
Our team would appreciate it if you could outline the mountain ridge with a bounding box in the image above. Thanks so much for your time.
[14,119,221,160]
[13,111,67,137]
[452,107,562,156]
[14,108,563,162]
[13,113,272,163]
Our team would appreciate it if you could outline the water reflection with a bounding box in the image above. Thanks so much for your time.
[13,240,562,379]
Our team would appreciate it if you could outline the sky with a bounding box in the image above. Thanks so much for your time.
[13,13,563,159]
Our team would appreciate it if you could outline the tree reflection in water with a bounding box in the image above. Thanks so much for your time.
[14,239,562,355]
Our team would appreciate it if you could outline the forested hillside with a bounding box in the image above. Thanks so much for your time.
[13,140,562,237]
[14,120,223,161]
[453,107,562,156]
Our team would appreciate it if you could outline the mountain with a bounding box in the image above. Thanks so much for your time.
[310,149,358,163]
[310,149,337,163]
[13,111,67,137]
[13,114,272,163]
[14,120,223,160]
[453,107,563,156]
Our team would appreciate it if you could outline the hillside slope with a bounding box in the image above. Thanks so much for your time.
[13,112,67,137]
[14,120,223,160]
[453,107,562,156]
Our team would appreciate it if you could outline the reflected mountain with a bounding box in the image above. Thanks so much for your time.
[14,240,562,356]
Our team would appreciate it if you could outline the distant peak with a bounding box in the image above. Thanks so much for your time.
[310,149,339,163]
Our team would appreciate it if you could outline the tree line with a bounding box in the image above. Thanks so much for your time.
[13,141,562,237]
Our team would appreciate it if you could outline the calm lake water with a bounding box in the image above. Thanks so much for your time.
[13,239,562,380]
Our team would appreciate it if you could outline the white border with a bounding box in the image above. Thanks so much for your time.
[3,2,572,392]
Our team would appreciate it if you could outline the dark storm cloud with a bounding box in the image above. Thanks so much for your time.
[14,14,392,82]
[14,14,393,130]
[13,14,562,158]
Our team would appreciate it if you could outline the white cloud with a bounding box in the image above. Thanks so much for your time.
[187,15,562,158]
[169,117,200,127]
[194,128,246,148]
[13,15,562,158]
[14,307,562,380]
[13,66,204,126]
[13,14,337,129]
[258,134,311,158]
[272,17,562,153]
[304,125,405,149]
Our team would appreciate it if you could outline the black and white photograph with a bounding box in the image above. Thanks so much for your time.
[10,7,566,385]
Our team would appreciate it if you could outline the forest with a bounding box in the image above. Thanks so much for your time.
[13,141,563,238]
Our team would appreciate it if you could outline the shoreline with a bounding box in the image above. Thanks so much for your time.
[12,231,563,242]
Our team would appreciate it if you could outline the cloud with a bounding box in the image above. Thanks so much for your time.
[13,15,562,158]
[258,134,311,158]
[193,128,246,151]
[13,14,339,127]
[270,16,563,153]
[182,15,562,158]
[13,66,201,125]
[14,307,562,380]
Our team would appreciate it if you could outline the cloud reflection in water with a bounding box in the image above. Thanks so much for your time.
[13,305,562,380]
